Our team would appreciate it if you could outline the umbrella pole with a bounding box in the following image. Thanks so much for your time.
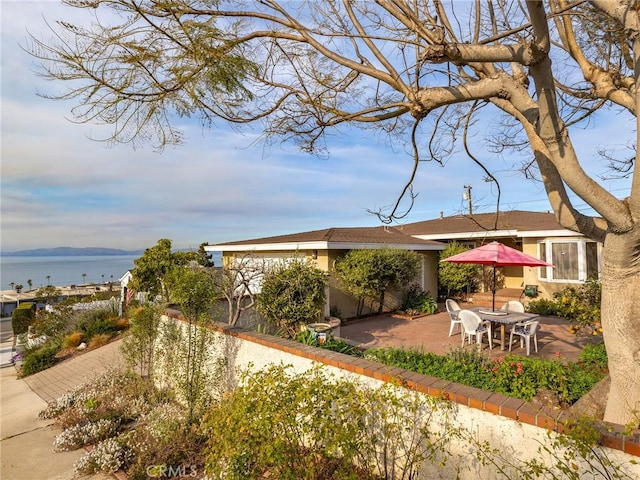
[492,265,497,311]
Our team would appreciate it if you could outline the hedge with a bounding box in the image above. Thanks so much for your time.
[11,302,36,335]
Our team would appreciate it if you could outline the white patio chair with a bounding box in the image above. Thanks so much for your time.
[446,299,462,336]
[501,300,525,313]
[509,320,539,355]
[458,309,493,350]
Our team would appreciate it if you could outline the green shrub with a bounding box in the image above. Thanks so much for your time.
[367,347,494,391]
[438,242,481,297]
[526,298,559,316]
[578,342,608,370]
[203,365,453,480]
[335,248,421,317]
[31,308,70,337]
[11,302,36,335]
[78,309,119,340]
[257,258,327,337]
[488,355,573,402]
[552,279,601,326]
[21,340,61,376]
[401,282,438,314]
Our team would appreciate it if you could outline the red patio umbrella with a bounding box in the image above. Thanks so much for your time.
[441,241,553,310]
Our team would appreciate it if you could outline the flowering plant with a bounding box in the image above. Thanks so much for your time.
[54,418,119,451]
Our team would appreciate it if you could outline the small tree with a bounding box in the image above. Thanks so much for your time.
[120,304,162,381]
[215,254,264,326]
[36,285,62,306]
[256,259,327,338]
[335,249,421,317]
[161,265,221,424]
[438,243,481,299]
[196,242,215,268]
[129,238,211,302]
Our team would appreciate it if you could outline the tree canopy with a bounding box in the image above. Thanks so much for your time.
[30,0,640,425]
[129,239,213,301]
[438,243,481,298]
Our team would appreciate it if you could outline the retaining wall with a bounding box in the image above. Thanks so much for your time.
[162,312,640,479]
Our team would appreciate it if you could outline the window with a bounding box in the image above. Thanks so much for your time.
[552,242,579,280]
[586,242,599,279]
[538,240,600,283]
[539,244,547,279]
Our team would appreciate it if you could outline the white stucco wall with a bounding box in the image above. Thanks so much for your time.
[158,315,639,479]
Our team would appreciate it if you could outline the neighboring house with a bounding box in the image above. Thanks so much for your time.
[399,210,601,299]
[118,270,147,315]
[205,226,445,319]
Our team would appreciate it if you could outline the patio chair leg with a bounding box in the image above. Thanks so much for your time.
[449,322,458,336]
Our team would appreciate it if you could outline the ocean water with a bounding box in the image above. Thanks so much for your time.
[0,255,138,290]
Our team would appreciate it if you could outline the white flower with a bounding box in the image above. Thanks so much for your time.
[74,436,131,474]
[54,419,119,452]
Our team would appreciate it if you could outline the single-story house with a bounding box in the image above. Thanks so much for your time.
[205,210,601,318]
[398,210,601,299]
[205,226,446,319]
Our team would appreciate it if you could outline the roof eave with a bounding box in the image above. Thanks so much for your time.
[413,229,581,241]
[205,241,445,252]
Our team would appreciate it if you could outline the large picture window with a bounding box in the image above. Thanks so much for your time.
[538,240,600,282]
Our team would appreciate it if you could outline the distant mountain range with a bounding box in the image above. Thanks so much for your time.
[2,247,143,257]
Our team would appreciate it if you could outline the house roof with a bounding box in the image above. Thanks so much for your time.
[206,226,445,252]
[398,210,581,240]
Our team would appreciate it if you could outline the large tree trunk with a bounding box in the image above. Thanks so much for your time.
[601,232,640,425]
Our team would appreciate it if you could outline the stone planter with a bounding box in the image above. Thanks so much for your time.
[305,322,333,343]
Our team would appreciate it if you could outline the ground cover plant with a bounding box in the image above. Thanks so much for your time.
[365,346,608,407]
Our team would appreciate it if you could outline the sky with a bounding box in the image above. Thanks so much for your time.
[0,1,634,253]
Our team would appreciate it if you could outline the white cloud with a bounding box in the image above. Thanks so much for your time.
[1,1,634,252]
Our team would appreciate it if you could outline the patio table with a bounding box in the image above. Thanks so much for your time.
[472,308,539,351]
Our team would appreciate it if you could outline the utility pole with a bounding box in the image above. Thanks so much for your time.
[463,185,473,215]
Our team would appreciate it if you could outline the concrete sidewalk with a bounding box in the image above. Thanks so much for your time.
[1,337,123,480]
